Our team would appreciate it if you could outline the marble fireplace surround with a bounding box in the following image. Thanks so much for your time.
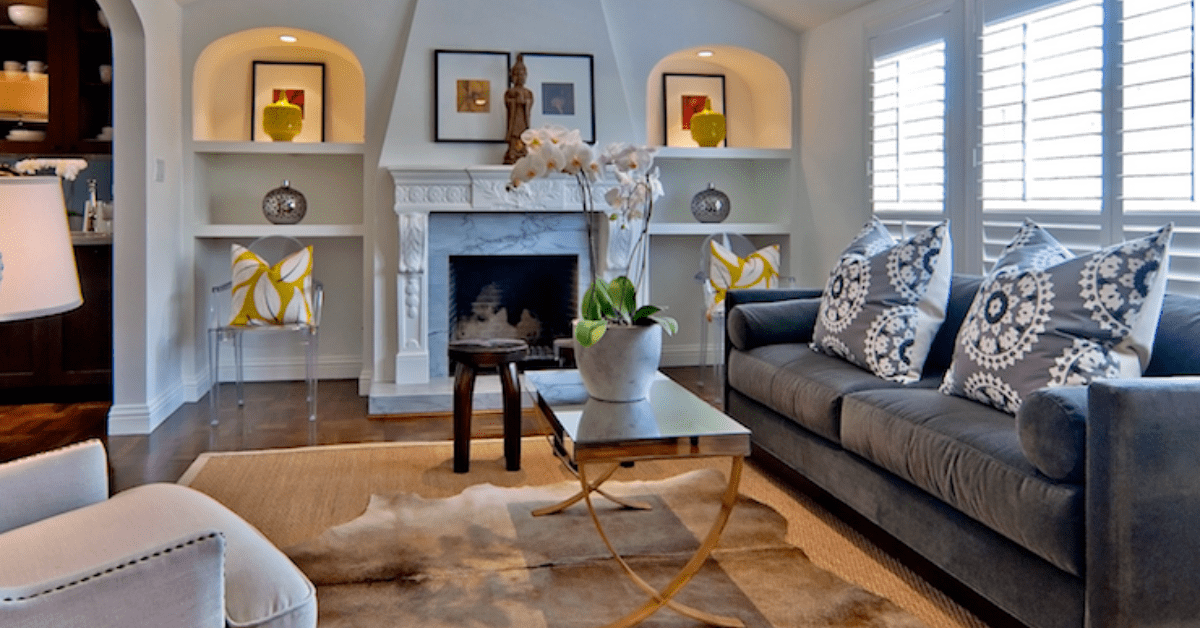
[370,165,628,414]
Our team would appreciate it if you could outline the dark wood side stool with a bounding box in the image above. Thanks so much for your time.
[448,338,528,473]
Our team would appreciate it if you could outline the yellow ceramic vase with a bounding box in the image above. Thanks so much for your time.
[263,94,303,142]
[689,97,725,147]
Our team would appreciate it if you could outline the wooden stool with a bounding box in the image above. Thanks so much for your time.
[448,338,528,473]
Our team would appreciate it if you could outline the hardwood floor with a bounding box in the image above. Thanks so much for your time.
[0,366,724,492]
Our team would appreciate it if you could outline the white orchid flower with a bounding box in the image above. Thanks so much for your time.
[510,153,547,186]
[563,144,594,175]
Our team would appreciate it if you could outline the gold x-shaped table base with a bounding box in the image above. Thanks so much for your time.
[533,456,746,628]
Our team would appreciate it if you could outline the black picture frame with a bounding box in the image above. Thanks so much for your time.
[518,52,596,143]
[250,61,326,142]
[662,73,727,147]
[433,49,511,143]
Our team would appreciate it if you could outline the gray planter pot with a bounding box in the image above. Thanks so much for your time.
[573,324,663,402]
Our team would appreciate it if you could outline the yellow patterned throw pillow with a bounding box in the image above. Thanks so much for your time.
[229,243,314,326]
[707,241,780,320]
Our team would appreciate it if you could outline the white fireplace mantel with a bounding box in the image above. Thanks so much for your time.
[384,165,642,395]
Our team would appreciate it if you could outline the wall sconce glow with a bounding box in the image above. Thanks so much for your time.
[697,50,715,58]
[279,34,298,43]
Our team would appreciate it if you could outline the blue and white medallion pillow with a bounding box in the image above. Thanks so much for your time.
[812,220,953,383]
[941,224,1174,414]
[991,218,1073,273]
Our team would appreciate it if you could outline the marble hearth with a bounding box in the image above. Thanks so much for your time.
[369,165,631,414]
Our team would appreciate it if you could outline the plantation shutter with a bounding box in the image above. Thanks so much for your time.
[869,14,949,239]
[1121,0,1200,292]
[978,0,1106,267]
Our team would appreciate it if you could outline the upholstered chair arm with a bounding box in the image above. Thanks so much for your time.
[0,530,226,628]
[1087,377,1200,628]
[0,439,108,534]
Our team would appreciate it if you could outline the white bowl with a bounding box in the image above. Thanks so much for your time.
[6,128,46,141]
[8,5,48,28]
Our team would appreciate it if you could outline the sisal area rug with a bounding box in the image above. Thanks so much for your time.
[180,438,985,628]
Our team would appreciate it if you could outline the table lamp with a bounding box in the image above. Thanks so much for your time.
[0,176,83,322]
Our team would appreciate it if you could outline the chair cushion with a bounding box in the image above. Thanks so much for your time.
[812,219,953,383]
[941,224,1173,414]
[230,243,314,326]
[707,240,779,320]
[840,388,1084,576]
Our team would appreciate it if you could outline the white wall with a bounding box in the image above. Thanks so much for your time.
[114,0,809,431]
[794,0,934,286]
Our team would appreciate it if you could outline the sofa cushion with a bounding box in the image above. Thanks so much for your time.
[812,220,953,384]
[1145,292,1200,376]
[1017,386,1088,482]
[728,344,938,443]
[840,388,1084,576]
[941,224,1173,414]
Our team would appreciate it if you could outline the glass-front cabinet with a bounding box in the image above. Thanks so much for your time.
[0,0,112,154]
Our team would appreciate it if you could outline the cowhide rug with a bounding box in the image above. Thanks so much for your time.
[283,469,927,628]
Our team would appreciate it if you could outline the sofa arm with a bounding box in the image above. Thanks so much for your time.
[726,297,823,350]
[1087,377,1200,628]
[0,531,226,628]
[0,439,108,534]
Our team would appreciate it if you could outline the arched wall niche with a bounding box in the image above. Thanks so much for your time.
[647,46,791,149]
[192,27,365,142]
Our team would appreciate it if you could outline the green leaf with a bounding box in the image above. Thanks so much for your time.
[649,314,678,336]
[632,304,661,321]
[609,276,637,317]
[581,279,614,320]
[575,319,608,347]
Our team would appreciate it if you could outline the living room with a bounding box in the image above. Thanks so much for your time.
[6,0,1200,626]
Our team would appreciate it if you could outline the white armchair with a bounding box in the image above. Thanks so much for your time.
[0,440,316,628]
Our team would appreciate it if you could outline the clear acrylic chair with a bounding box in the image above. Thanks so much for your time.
[208,236,323,425]
[695,232,757,386]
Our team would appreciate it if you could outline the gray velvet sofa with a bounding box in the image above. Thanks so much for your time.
[724,276,1200,628]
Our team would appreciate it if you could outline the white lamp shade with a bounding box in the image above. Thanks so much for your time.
[0,177,83,321]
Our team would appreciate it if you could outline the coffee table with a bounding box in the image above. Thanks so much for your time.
[524,369,751,628]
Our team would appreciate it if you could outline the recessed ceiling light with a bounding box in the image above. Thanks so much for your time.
[698,50,714,57]
[279,35,298,43]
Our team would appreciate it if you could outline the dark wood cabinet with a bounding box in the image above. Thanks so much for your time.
[0,242,112,402]
[0,0,112,154]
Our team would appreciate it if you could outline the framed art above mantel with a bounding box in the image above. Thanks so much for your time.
[518,52,595,143]
[433,49,511,143]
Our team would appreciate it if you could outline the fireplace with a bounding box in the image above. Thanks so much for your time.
[449,254,577,362]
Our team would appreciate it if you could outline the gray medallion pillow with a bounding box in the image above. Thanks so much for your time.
[812,220,953,383]
[992,218,1073,272]
[941,224,1174,414]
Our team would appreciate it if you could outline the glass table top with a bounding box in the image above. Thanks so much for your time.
[524,370,750,464]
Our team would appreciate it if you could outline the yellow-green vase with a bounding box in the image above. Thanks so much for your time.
[263,93,303,142]
[689,97,725,147]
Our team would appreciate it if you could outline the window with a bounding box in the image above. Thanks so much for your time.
[870,40,947,215]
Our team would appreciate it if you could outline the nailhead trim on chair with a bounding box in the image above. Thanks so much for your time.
[1,532,222,602]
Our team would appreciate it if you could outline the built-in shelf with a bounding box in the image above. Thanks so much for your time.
[649,222,790,236]
[193,224,365,238]
[192,141,364,155]
[654,147,791,160]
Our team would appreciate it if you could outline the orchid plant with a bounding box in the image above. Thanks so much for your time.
[508,125,677,347]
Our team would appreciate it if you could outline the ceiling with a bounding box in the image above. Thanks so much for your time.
[163,0,877,30]
[730,0,877,31]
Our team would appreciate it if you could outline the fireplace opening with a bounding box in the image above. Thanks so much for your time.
[449,255,577,365]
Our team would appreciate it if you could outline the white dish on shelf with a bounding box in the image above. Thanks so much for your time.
[6,128,46,141]
[7,4,48,28]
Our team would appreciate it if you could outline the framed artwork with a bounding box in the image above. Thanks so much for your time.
[662,73,726,147]
[519,52,595,143]
[434,49,511,142]
[251,61,326,142]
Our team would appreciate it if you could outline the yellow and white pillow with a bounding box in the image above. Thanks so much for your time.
[229,243,314,326]
[707,241,780,320]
